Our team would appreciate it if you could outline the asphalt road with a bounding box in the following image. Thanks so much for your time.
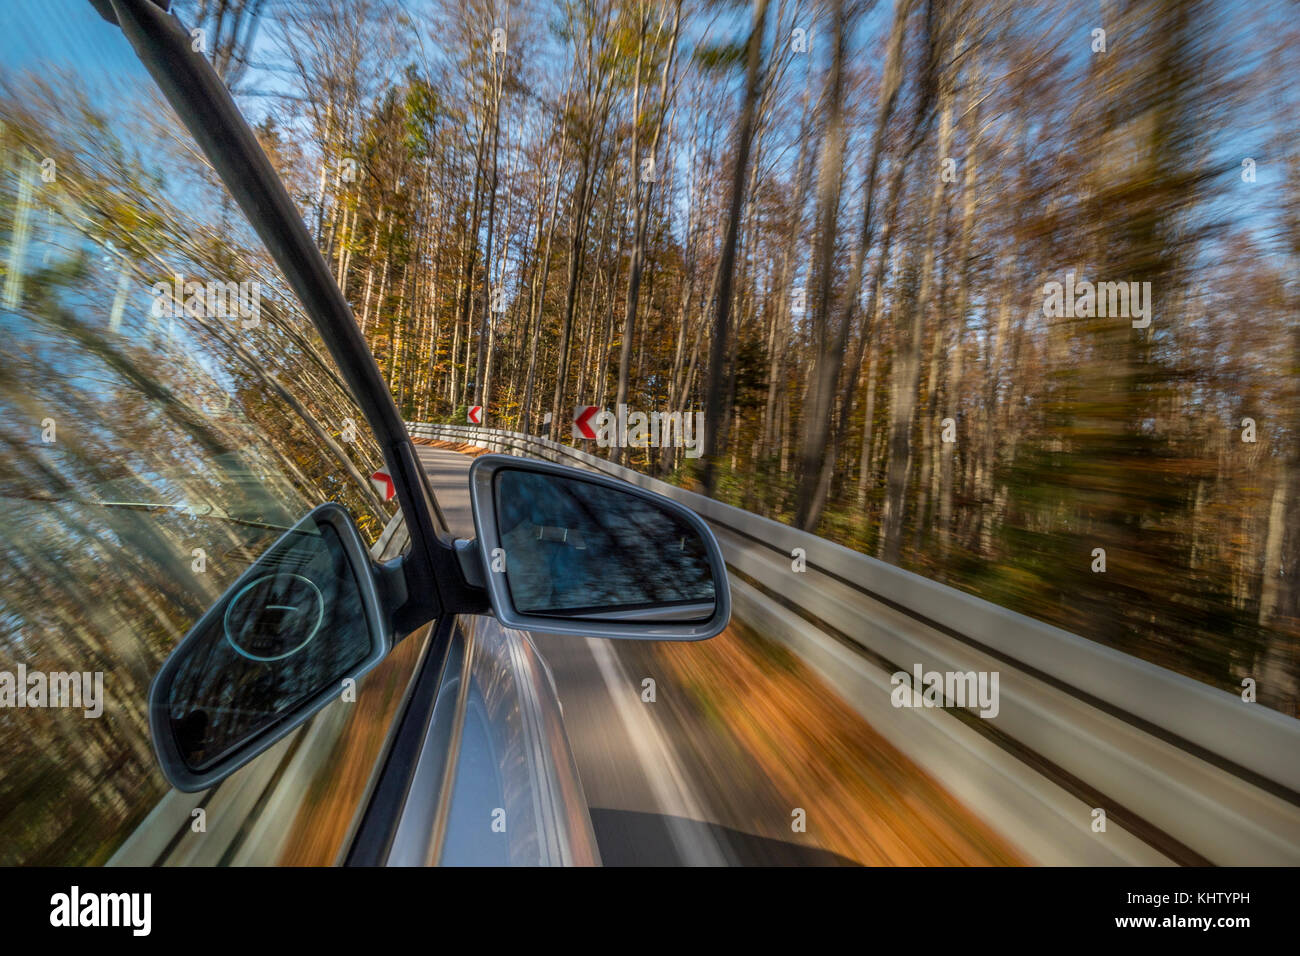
[414,444,1006,866]
[416,446,736,864]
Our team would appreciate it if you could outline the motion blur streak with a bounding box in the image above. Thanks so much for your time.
[420,441,1022,865]
[149,0,1300,718]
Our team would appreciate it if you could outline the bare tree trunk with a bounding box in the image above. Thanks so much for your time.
[614,0,681,463]
[794,0,925,530]
[521,83,573,432]
[939,60,980,555]
[880,5,952,563]
[474,49,506,410]
[857,348,880,507]
[793,0,850,529]
[702,0,771,495]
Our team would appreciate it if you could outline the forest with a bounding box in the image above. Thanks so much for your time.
[177,0,1300,713]
[0,0,1297,867]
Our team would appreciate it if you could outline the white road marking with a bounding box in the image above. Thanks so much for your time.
[584,637,729,866]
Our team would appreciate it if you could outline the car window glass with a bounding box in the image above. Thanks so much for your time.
[0,0,395,864]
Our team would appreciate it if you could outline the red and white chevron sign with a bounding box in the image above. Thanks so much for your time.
[573,405,601,440]
[370,469,396,501]
[467,405,483,424]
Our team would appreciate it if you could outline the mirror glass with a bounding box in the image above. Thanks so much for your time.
[493,468,717,621]
[163,509,378,774]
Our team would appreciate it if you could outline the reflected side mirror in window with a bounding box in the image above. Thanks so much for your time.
[148,503,392,791]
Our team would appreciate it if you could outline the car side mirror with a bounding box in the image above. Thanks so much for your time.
[466,455,731,641]
[148,503,392,791]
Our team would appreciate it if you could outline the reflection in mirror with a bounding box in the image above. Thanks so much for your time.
[493,468,716,621]
[160,508,378,776]
[0,2,392,860]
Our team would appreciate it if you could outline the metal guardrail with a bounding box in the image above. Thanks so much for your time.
[410,421,1300,865]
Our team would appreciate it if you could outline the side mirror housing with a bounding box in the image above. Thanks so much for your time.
[149,503,392,791]
[467,455,731,641]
